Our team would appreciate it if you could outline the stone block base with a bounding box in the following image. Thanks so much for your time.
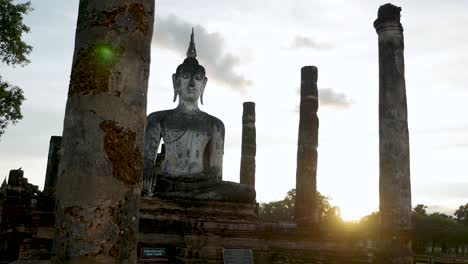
[137,197,372,263]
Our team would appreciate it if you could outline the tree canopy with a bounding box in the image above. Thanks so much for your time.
[455,203,468,226]
[0,0,32,138]
[0,0,32,66]
[258,188,342,225]
[413,204,427,216]
[0,77,24,137]
[356,204,468,254]
[259,189,468,255]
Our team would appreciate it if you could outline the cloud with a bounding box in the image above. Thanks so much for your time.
[417,123,468,135]
[153,15,252,91]
[426,205,459,216]
[414,182,468,201]
[318,88,352,108]
[292,35,332,50]
[436,143,468,150]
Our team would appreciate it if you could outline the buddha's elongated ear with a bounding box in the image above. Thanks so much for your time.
[200,77,208,105]
[172,73,178,102]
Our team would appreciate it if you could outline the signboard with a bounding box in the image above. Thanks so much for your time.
[142,247,166,258]
[223,248,253,264]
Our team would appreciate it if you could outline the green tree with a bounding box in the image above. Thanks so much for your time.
[358,211,380,242]
[0,0,32,137]
[258,188,342,224]
[455,203,468,226]
[258,189,295,221]
[0,77,24,137]
[412,209,468,254]
[358,205,468,254]
[413,204,427,216]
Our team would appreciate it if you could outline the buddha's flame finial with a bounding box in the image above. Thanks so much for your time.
[186,27,197,58]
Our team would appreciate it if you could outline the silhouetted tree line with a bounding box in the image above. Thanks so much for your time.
[356,204,468,254]
[258,188,341,224]
[259,189,468,254]
[412,204,468,254]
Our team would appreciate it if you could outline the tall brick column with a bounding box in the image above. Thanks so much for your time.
[295,66,319,226]
[240,102,256,188]
[53,1,155,262]
[374,4,412,264]
[44,136,61,192]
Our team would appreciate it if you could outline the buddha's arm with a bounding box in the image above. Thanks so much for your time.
[209,119,225,180]
[144,113,162,169]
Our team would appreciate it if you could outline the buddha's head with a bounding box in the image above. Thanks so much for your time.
[172,29,208,105]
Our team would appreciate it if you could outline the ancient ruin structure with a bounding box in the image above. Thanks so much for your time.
[53,1,155,262]
[0,169,55,263]
[240,102,256,188]
[142,30,255,203]
[136,32,369,263]
[0,169,39,262]
[295,66,319,227]
[0,3,415,264]
[374,3,412,264]
[43,136,61,192]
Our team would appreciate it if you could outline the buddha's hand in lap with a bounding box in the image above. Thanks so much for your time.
[143,159,155,179]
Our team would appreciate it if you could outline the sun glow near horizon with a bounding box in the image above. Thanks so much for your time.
[339,203,378,222]
[327,189,380,221]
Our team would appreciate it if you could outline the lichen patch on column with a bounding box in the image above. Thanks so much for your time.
[109,241,120,257]
[128,3,149,34]
[69,44,123,96]
[100,120,143,185]
[77,2,152,34]
[56,191,138,258]
[102,7,126,27]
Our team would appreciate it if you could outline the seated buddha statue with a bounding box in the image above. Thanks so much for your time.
[143,30,255,203]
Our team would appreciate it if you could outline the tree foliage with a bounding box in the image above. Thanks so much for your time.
[258,188,342,224]
[413,209,468,254]
[0,77,25,137]
[258,189,296,221]
[0,0,32,66]
[454,203,468,226]
[259,192,468,255]
[358,211,380,241]
[0,0,32,138]
[413,204,427,216]
[357,204,468,254]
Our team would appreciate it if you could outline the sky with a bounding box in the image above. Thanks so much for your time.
[1,0,468,221]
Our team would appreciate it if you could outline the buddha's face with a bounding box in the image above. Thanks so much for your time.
[173,70,207,103]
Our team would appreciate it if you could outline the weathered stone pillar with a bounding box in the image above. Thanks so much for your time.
[374,4,412,264]
[53,1,154,263]
[44,136,61,191]
[295,66,319,226]
[8,169,24,186]
[240,102,256,188]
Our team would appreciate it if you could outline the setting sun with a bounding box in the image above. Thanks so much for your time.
[339,203,378,222]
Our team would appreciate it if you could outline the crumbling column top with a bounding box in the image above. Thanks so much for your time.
[50,135,62,141]
[242,102,255,123]
[374,3,403,33]
[301,66,318,81]
[243,101,255,108]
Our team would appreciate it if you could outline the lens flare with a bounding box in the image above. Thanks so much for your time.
[95,45,114,64]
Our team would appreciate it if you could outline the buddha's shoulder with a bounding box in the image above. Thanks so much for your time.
[147,110,172,122]
[200,111,224,130]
